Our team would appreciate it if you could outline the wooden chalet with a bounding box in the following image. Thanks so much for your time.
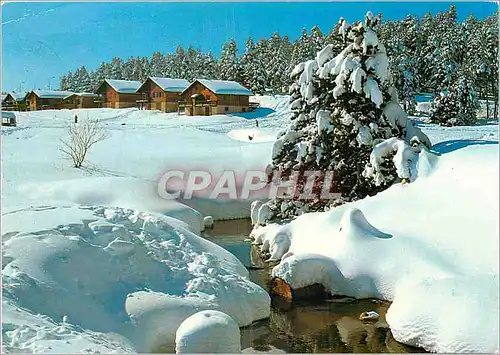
[62,92,101,109]
[136,77,190,112]
[95,79,143,109]
[25,90,75,111]
[179,79,253,116]
[2,92,28,111]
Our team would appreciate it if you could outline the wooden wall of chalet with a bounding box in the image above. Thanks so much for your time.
[138,79,181,112]
[96,83,143,108]
[218,94,250,106]
[116,93,143,108]
[26,92,38,111]
[62,96,100,109]
[181,81,219,102]
[2,95,27,111]
[180,81,250,115]
[26,94,66,110]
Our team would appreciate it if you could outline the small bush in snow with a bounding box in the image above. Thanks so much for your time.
[59,119,108,168]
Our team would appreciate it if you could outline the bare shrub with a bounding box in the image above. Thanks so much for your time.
[59,119,108,168]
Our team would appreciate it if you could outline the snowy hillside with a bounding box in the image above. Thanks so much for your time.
[2,95,499,353]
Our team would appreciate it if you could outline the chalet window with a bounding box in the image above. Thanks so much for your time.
[225,107,229,112]
[242,107,246,112]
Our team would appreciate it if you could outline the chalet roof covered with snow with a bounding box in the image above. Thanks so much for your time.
[2,92,28,103]
[10,92,29,101]
[63,92,99,99]
[147,77,190,93]
[184,79,253,96]
[31,90,75,99]
[103,79,142,93]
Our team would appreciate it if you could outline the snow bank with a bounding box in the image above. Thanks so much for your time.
[2,205,270,353]
[251,144,499,352]
[386,274,499,353]
[175,310,241,353]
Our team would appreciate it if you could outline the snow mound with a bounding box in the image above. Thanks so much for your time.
[2,205,270,352]
[338,208,392,240]
[386,275,499,353]
[227,128,276,143]
[18,177,204,234]
[175,310,241,353]
[252,144,499,352]
[272,253,351,295]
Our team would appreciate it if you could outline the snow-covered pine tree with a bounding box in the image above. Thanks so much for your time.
[431,5,460,92]
[109,57,125,80]
[181,46,200,81]
[476,13,499,118]
[121,58,134,80]
[77,66,92,92]
[240,38,267,94]
[150,52,165,77]
[170,46,186,79]
[91,62,109,91]
[266,32,293,93]
[200,52,219,79]
[259,12,430,222]
[59,73,70,91]
[430,74,479,126]
[219,39,242,82]
[395,16,420,114]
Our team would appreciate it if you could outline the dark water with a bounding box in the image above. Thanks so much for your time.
[202,219,423,353]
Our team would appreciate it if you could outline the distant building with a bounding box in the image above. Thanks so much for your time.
[2,92,28,111]
[179,79,253,116]
[136,77,190,112]
[95,79,143,109]
[62,92,101,109]
[1,111,17,126]
[25,90,75,111]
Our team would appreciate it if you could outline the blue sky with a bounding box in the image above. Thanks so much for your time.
[1,2,497,92]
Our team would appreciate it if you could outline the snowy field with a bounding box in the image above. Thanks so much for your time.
[1,95,499,353]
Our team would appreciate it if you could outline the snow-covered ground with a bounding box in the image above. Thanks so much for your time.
[2,95,499,353]
[251,137,499,352]
[2,99,289,353]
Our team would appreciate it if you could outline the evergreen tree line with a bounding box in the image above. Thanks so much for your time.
[60,5,498,116]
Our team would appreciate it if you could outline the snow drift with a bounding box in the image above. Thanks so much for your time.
[2,205,270,353]
[251,143,499,352]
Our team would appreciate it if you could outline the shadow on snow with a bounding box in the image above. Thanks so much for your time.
[432,139,498,154]
[230,107,276,119]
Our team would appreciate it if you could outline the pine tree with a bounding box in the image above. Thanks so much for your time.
[60,74,69,91]
[431,5,460,91]
[170,46,186,79]
[109,57,125,80]
[430,74,479,126]
[200,52,219,79]
[261,13,430,221]
[150,52,165,77]
[219,39,242,82]
[75,66,92,92]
